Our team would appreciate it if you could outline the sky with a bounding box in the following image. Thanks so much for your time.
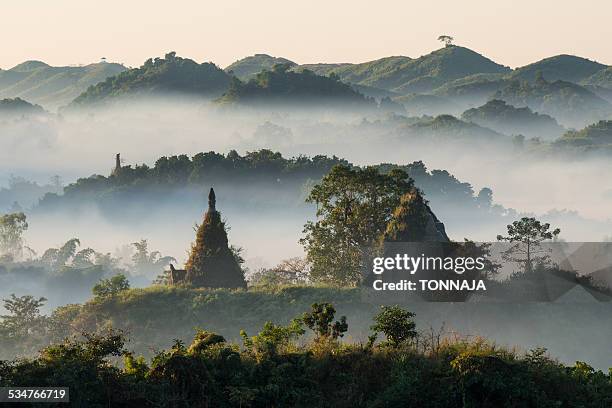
[1,1,611,69]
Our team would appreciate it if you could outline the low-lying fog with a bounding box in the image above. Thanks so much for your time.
[2,98,612,271]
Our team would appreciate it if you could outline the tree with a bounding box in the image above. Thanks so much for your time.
[438,35,454,47]
[247,257,310,287]
[301,165,414,286]
[0,212,28,260]
[0,294,47,339]
[370,305,417,348]
[92,274,130,298]
[131,239,176,276]
[301,302,348,341]
[497,217,560,273]
[40,238,82,269]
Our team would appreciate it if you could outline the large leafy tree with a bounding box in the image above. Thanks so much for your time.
[0,212,28,260]
[497,217,560,273]
[300,165,414,286]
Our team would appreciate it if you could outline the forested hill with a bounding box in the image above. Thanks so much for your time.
[217,64,374,107]
[0,97,46,117]
[302,46,511,94]
[510,54,607,84]
[71,52,232,106]
[36,149,493,221]
[461,99,564,139]
[225,54,297,80]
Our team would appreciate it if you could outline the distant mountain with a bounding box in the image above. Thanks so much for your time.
[302,46,510,95]
[71,52,232,106]
[511,55,607,83]
[217,64,373,108]
[0,97,46,117]
[494,77,611,128]
[0,61,126,111]
[225,54,296,80]
[400,114,504,141]
[462,99,564,139]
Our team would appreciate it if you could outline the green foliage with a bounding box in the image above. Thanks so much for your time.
[494,77,611,127]
[73,52,231,105]
[0,97,45,116]
[225,54,297,80]
[462,99,564,138]
[301,165,414,285]
[556,120,612,148]
[511,54,607,84]
[218,66,373,107]
[241,319,304,356]
[1,308,610,407]
[370,305,417,347]
[302,302,348,340]
[306,46,510,94]
[92,274,130,298]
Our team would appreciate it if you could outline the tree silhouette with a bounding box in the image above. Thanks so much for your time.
[437,35,454,47]
[497,217,560,273]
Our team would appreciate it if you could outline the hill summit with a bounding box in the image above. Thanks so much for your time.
[72,52,232,106]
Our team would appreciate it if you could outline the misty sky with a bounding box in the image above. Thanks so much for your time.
[2,1,611,69]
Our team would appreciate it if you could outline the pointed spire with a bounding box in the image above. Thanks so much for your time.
[208,187,216,212]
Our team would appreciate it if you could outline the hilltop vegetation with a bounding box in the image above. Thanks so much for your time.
[225,54,296,80]
[305,46,510,94]
[0,60,125,110]
[72,52,231,106]
[462,99,564,139]
[555,120,612,149]
[217,64,373,107]
[510,54,607,83]
[0,97,45,117]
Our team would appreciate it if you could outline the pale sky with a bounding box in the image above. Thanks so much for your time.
[2,0,611,70]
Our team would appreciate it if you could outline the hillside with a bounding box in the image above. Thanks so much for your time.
[3,286,611,407]
[0,97,46,117]
[225,54,296,80]
[555,120,612,148]
[217,64,373,107]
[462,99,565,139]
[71,52,232,106]
[583,67,612,89]
[395,114,504,143]
[432,73,509,106]
[511,55,607,83]
[0,61,126,110]
[304,46,510,95]
[494,77,612,128]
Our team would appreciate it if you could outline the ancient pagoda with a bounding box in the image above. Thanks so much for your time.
[183,188,247,289]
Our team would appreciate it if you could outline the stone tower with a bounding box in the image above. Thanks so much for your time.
[111,153,121,176]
